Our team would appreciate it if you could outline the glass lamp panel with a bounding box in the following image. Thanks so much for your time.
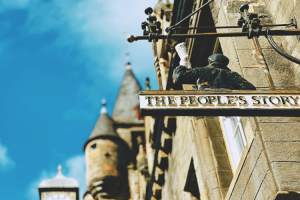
[65,196,71,200]
[46,193,70,200]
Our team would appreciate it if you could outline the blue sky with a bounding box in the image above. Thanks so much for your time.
[0,0,165,199]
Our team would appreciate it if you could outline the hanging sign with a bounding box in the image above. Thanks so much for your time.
[139,90,300,116]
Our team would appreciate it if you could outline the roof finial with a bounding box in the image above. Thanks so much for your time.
[101,99,107,114]
[57,165,62,176]
[123,30,132,70]
[146,77,150,91]
[126,52,129,62]
[126,62,131,70]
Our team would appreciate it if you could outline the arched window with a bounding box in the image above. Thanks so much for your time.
[90,143,97,151]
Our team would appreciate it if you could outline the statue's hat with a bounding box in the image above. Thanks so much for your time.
[208,54,230,70]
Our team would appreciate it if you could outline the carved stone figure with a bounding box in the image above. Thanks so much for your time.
[173,54,256,90]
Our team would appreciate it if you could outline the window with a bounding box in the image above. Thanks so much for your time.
[220,117,247,171]
[91,143,97,150]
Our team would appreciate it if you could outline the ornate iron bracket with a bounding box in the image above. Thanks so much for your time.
[127,3,300,65]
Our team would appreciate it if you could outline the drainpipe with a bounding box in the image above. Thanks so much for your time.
[252,37,276,90]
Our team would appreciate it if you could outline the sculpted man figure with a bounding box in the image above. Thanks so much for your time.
[173,53,256,90]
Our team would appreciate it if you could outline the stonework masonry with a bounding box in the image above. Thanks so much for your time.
[143,0,300,200]
[83,1,300,200]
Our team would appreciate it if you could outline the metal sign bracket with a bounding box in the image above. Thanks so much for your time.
[127,2,300,65]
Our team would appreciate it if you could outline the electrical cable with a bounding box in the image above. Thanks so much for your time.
[166,0,214,33]
[266,29,300,65]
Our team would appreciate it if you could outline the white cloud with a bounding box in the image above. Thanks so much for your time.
[26,169,56,200]
[27,155,86,200]
[24,0,156,69]
[0,140,15,171]
[66,155,87,199]
[23,0,155,55]
[21,0,156,111]
[1,0,158,116]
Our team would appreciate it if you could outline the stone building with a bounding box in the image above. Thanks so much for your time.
[82,1,300,200]
[142,0,300,200]
[83,62,148,200]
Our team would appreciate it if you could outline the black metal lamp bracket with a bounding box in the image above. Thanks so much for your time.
[127,3,300,65]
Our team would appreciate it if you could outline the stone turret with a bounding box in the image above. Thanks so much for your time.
[84,101,129,200]
[111,63,146,200]
[154,0,165,17]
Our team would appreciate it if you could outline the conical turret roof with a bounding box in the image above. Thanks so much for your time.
[84,101,120,150]
[112,63,143,124]
[88,112,119,140]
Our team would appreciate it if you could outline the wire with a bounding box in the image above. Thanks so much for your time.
[266,29,300,65]
[166,0,214,33]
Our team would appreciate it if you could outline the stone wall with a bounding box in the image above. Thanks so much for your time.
[212,1,300,199]
[85,139,129,200]
[145,115,235,200]
[146,0,300,200]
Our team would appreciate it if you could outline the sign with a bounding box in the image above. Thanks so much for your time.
[139,90,300,116]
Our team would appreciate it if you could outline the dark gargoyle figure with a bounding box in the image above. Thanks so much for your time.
[173,54,256,90]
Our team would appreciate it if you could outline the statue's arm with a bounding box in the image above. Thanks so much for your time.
[173,66,201,84]
[234,72,256,90]
[240,81,256,90]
